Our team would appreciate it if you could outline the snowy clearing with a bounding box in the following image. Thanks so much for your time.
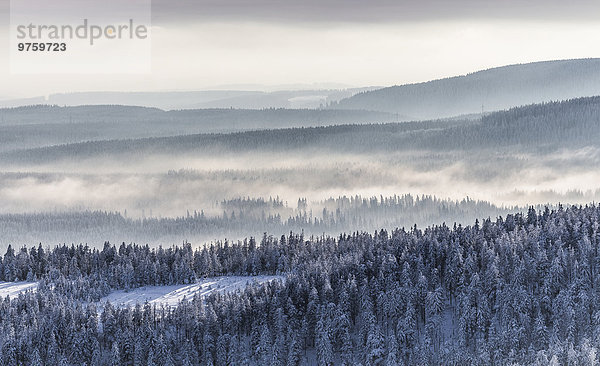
[98,275,284,309]
[0,281,38,298]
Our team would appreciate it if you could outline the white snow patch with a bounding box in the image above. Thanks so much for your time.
[98,275,284,309]
[0,281,38,298]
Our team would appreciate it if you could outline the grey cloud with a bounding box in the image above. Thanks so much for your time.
[2,0,597,27]
[151,0,600,24]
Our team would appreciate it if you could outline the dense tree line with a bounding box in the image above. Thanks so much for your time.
[2,204,600,364]
[0,120,460,164]
[1,238,279,301]
[0,194,514,248]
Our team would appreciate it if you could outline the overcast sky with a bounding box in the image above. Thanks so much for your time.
[149,0,600,23]
[1,0,599,99]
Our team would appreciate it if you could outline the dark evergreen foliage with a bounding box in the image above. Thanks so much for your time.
[2,204,600,364]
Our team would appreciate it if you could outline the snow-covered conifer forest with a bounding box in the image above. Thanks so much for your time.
[2,59,600,365]
[2,205,600,365]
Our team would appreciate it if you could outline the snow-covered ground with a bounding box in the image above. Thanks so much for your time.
[0,276,284,310]
[98,275,284,309]
[0,281,38,298]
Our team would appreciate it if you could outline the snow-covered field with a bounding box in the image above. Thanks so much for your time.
[98,275,284,309]
[0,281,38,298]
[0,276,284,310]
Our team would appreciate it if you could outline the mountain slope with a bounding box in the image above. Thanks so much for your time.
[4,96,600,164]
[333,59,600,119]
[0,106,398,152]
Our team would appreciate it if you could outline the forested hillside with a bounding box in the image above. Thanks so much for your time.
[2,205,600,365]
[334,59,600,119]
[3,0,597,363]
[5,95,600,164]
[0,106,397,153]
[1,96,599,226]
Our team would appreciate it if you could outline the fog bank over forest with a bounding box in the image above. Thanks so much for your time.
[1,61,600,249]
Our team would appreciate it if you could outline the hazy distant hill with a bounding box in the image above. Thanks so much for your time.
[0,87,379,110]
[0,105,398,152]
[6,96,600,164]
[333,59,600,119]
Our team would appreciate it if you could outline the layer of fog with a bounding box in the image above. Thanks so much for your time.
[1,146,599,218]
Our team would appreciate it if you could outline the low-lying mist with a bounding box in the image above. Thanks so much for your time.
[1,146,598,219]
[2,97,600,248]
[0,193,520,249]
